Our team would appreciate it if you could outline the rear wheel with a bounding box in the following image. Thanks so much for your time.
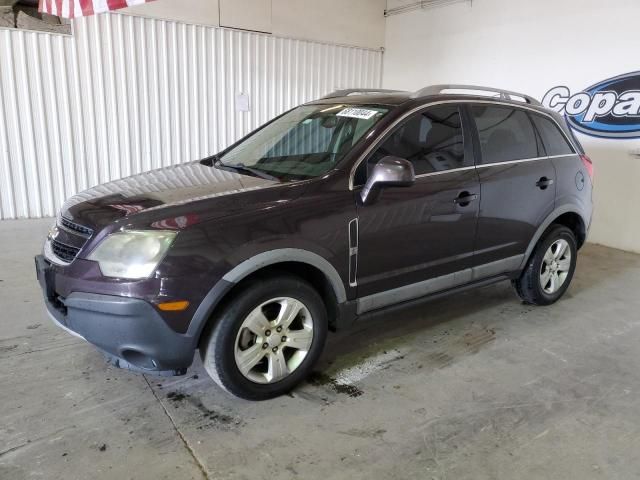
[513,225,577,306]
[200,275,328,400]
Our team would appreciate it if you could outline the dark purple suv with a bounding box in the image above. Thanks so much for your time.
[35,85,593,399]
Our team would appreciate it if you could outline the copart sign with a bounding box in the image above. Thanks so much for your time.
[542,71,640,139]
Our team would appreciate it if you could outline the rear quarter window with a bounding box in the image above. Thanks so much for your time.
[530,114,576,157]
[471,105,540,164]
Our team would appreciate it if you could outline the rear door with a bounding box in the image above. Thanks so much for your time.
[354,104,480,309]
[467,103,556,275]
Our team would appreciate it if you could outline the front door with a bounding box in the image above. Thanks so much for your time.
[353,104,480,312]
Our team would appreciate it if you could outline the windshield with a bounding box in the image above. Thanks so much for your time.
[218,104,389,181]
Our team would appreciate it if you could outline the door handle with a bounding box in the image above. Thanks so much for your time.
[454,191,478,207]
[536,177,555,190]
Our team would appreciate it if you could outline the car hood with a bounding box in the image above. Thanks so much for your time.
[61,161,300,231]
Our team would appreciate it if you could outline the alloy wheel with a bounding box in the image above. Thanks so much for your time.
[234,297,314,384]
[540,239,572,294]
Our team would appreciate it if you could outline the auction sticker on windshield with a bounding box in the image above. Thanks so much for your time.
[337,108,379,120]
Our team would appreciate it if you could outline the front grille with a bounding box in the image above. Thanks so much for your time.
[45,216,94,264]
[51,239,81,263]
[60,216,93,237]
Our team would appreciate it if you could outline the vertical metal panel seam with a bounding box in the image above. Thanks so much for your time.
[13,33,32,215]
[0,47,15,219]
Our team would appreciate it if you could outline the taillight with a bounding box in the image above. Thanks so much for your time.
[580,155,594,180]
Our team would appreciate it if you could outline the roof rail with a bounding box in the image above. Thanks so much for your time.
[412,84,542,106]
[321,88,407,99]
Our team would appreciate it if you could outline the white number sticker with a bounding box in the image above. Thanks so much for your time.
[336,108,378,120]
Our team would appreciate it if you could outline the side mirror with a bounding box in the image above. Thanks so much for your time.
[360,156,415,204]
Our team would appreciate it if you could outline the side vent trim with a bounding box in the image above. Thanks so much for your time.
[348,218,359,287]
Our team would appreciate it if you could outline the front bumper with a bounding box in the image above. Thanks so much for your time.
[35,255,194,375]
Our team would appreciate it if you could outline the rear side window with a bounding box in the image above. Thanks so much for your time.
[366,105,467,177]
[530,114,575,157]
[471,106,540,164]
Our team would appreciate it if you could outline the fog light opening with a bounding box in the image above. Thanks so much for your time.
[121,349,157,370]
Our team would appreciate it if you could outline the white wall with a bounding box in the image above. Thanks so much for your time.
[0,14,382,219]
[122,0,221,27]
[123,0,386,49]
[220,0,271,33]
[271,0,385,49]
[383,0,640,253]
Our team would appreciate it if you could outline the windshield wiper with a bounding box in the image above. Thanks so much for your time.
[218,162,280,181]
[199,154,219,166]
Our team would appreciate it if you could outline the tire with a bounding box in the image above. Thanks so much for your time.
[200,275,328,400]
[513,225,577,306]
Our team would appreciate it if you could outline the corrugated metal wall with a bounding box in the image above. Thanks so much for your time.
[0,14,382,219]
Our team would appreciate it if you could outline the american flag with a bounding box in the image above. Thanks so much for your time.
[39,0,156,19]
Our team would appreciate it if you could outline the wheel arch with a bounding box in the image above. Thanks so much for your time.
[519,206,588,271]
[551,212,587,249]
[188,249,347,344]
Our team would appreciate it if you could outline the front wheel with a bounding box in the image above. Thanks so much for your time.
[513,225,577,306]
[200,275,328,400]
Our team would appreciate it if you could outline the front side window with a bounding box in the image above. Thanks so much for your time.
[218,104,389,181]
[471,106,540,164]
[531,114,575,157]
[359,105,467,182]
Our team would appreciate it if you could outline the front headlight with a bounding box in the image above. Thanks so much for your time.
[88,230,177,279]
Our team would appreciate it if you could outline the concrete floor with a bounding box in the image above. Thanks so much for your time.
[2,219,640,480]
